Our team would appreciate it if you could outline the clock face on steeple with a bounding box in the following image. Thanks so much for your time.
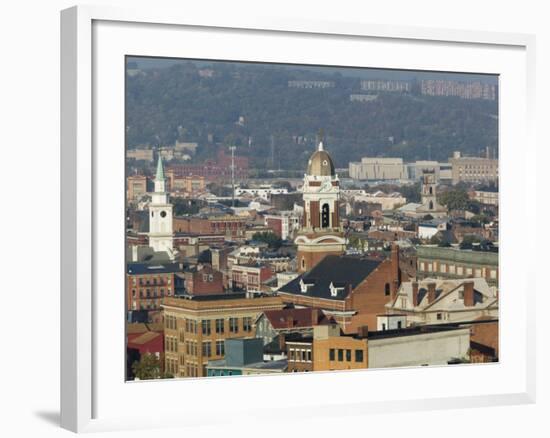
[160,211,167,218]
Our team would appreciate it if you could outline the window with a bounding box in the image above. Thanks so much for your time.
[307,350,312,362]
[216,340,224,356]
[397,321,402,329]
[382,323,386,331]
[202,342,211,357]
[355,350,364,363]
[346,349,351,362]
[201,320,211,336]
[384,283,391,296]
[337,349,343,361]
[329,349,335,361]
[289,349,295,361]
[230,318,239,333]
[243,317,252,332]
[437,313,442,320]
[301,350,306,361]
[215,318,225,334]
[321,203,330,228]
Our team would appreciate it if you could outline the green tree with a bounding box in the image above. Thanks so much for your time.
[399,183,421,203]
[132,353,161,380]
[172,198,205,216]
[438,188,470,211]
[252,231,283,248]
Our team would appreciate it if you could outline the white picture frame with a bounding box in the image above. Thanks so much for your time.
[60,4,536,433]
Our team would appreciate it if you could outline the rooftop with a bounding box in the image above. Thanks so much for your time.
[278,255,383,301]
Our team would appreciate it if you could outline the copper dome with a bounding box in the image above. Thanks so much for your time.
[307,142,335,176]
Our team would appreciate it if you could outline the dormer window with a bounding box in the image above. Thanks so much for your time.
[329,282,345,297]
[299,278,314,293]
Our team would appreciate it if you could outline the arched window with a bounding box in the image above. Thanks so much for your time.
[429,186,433,195]
[429,200,434,210]
[301,258,306,270]
[385,283,391,296]
[321,203,330,228]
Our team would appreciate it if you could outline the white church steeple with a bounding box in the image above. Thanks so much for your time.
[148,153,174,259]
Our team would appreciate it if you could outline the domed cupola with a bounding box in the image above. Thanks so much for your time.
[307,141,335,176]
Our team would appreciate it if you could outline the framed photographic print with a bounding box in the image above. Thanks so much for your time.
[61,5,536,433]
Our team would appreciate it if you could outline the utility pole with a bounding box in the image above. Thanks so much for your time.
[229,145,236,208]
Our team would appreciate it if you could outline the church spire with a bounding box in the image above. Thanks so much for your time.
[317,128,325,151]
[155,153,165,181]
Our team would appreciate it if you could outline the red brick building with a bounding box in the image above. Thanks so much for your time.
[126,263,183,311]
[277,246,401,334]
[231,264,273,292]
[173,215,247,238]
[166,149,249,183]
[184,265,224,295]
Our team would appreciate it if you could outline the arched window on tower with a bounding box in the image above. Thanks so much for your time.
[429,201,434,210]
[385,283,391,296]
[321,203,330,228]
[429,186,433,195]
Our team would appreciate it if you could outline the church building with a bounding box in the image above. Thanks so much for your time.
[295,140,346,272]
[397,169,448,218]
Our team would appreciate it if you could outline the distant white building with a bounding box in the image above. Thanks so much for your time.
[343,190,406,210]
[418,219,448,240]
[235,185,289,200]
[349,157,406,180]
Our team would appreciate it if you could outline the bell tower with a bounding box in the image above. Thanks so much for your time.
[417,169,447,217]
[295,137,346,273]
[148,154,175,258]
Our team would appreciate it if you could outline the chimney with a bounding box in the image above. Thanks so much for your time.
[427,282,437,304]
[311,308,319,326]
[358,325,369,338]
[278,334,286,351]
[391,280,399,301]
[463,281,475,307]
[412,281,419,307]
[391,243,400,285]
[286,315,294,328]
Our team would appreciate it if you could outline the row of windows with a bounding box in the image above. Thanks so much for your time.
[419,262,497,279]
[131,289,170,299]
[165,315,177,330]
[165,336,178,352]
[131,276,172,286]
[289,348,312,362]
[183,340,226,358]
[132,301,162,311]
[166,358,178,375]
[186,317,253,335]
[329,348,364,363]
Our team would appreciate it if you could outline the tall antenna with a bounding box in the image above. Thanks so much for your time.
[229,146,236,208]
[270,135,275,169]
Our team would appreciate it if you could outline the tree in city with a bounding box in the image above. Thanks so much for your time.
[438,188,470,211]
[252,231,283,249]
[132,353,162,380]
